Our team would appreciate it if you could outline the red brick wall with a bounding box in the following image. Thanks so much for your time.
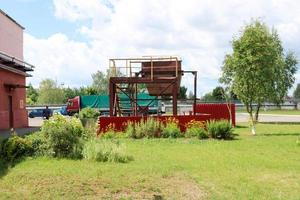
[0,69,28,129]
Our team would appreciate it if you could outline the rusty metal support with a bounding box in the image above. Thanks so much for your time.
[179,70,197,115]
[150,56,153,80]
[172,78,178,116]
[109,78,115,116]
[194,71,197,115]
[141,79,177,113]
[175,57,178,77]
[115,84,144,114]
[135,83,137,116]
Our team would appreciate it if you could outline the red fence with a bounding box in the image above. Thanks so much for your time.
[98,103,235,133]
[98,115,212,133]
[194,103,235,126]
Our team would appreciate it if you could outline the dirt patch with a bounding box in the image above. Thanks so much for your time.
[2,173,206,199]
[99,173,206,200]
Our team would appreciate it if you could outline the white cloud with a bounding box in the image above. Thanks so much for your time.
[24,33,106,87]
[25,0,300,95]
[53,0,111,22]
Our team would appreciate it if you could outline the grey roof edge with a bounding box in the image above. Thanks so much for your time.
[0,63,31,77]
[0,51,35,71]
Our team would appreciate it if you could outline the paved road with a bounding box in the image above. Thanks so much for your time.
[29,117,44,127]
[236,113,300,123]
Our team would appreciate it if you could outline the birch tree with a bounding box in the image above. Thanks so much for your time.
[220,20,298,135]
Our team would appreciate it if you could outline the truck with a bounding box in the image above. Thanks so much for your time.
[66,93,159,116]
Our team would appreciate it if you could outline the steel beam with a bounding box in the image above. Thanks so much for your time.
[172,78,178,116]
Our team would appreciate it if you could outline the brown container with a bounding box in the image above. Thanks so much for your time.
[141,60,181,96]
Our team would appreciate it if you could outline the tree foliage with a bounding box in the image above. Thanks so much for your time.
[178,86,187,99]
[201,92,215,102]
[202,86,238,102]
[293,83,300,100]
[212,86,225,101]
[91,70,109,94]
[220,20,298,134]
[37,79,66,104]
[26,83,39,105]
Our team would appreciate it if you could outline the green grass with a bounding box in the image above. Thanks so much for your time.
[1,123,300,199]
[236,108,300,115]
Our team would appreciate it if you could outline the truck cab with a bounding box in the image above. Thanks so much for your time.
[66,96,80,115]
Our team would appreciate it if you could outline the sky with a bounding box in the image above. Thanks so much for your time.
[1,0,300,96]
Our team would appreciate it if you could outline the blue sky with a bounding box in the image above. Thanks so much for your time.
[1,0,300,96]
[1,0,85,40]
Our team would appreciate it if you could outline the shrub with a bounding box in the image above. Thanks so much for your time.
[185,120,208,139]
[0,135,33,163]
[25,132,49,156]
[41,115,84,158]
[79,107,100,120]
[79,107,100,127]
[82,139,133,163]
[100,130,117,139]
[162,118,182,138]
[82,121,98,140]
[206,120,234,140]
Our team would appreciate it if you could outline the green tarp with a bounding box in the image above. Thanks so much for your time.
[80,95,109,109]
[80,93,158,109]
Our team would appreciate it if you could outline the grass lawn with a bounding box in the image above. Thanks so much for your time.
[236,108,300,115]
[1,123,300,199]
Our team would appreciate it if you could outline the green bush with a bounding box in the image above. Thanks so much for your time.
[82,121,98,140]
[79,107,100,120]
[25,132,49,156]
[185,120,208,139]
[100,130,118,139]
[162,118,182,138]
[82,139,133,163]
[41,115,84,158]
[0,135,33,163]
[206,120,234,140]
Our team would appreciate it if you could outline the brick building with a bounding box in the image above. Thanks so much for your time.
[0,9,34,130]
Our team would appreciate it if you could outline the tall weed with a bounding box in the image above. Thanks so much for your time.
[162,118,182,138]
[82,139,133,163]
[206,120,234,139]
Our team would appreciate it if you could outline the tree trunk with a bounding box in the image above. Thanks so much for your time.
[247,104,256,135]
[255,104,261,122]
[222,89,232,126]
[249,112,256,135]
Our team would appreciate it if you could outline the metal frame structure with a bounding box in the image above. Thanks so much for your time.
[108,56,197,117]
